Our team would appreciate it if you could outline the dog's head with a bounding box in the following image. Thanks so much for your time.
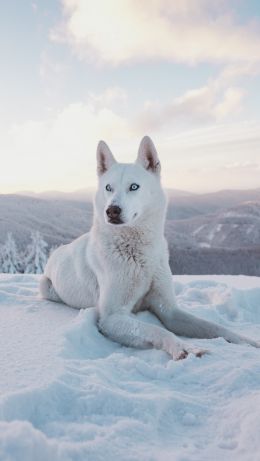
[94,136,166,227]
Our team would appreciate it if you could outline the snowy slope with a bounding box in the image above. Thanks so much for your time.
[0,195,92,249]
[0,274,260,461]
[168,201,260,249]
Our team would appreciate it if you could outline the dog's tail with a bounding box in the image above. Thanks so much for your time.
[39,275,62,303]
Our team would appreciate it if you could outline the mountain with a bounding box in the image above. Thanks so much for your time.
[15,187,260,222]
[168,201,260,249]
[169,188,260,216]
[0,195,92,249]
[16,188,95,201]
[0,190,260,275]
[1,190,260,251]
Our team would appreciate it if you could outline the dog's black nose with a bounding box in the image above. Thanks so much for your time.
[106,205,122,220]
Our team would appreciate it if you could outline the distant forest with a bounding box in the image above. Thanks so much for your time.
[170,247,260,276]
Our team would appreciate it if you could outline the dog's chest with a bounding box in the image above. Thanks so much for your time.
[88,227,159,289]
[109,230,156,268]
[111,237,147,267]
[92,229,155,272]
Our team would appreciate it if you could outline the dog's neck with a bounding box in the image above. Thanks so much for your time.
[92,206,166,247]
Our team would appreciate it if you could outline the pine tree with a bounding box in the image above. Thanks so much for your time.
[1,233,21,273]
[24,231,48,274]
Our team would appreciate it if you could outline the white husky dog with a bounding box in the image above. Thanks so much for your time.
[40,136,259,359]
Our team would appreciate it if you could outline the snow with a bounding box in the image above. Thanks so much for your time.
[0,274,260,461]
[207,226,218,242]
[192,225,205,236]
[198,242,211,248]
[246,225,253,235]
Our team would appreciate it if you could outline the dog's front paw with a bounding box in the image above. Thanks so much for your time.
[174,345,209,361]
[175,348,189,360]
[240,336,260,348]
[189,347,209,358]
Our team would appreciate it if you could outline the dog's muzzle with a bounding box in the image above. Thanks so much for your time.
[106,205,123,224]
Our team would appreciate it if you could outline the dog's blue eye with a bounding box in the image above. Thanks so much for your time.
[105,184,112,192]
[129,183,139,191]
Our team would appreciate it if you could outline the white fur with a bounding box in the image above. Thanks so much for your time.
[40,136,260,360]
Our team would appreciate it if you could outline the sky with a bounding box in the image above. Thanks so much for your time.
[0,0,260,194]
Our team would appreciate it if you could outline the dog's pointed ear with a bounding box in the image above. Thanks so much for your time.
[136,136,161,176]
[96,140,116,176]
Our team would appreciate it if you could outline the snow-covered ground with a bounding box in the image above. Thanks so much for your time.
[0,274,260,461]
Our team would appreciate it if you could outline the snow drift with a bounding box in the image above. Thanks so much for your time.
[0,274,260,461]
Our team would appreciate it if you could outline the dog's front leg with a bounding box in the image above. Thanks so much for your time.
[98,311,206,360]
[148,269,260,348]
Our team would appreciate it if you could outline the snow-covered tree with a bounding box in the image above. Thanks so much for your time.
[0,233,21,273]
[24,231,48,274]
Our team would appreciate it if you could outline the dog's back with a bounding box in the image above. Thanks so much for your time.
[42,234,99,309]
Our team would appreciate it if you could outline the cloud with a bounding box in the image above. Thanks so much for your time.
[216,62,260,85]
[0,102,133,193]
[136,81,245,132]
[158,120,260,191]
[161,120,260,150]
[214,87,245,119]
[51,0,260,65]
[87,87,128,110]
[40,52,68,81]
[0,78,259,194]
[222,161,259,171]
